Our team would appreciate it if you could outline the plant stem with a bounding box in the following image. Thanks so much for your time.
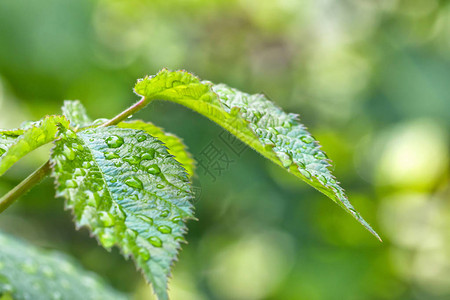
[101,97,150,127]
[0,161,51,214]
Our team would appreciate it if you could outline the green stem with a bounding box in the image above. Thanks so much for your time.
[101,97,151,127]
[0,97,152,213]
[0,161,51,213]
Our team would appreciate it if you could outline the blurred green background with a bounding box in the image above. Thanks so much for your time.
[0,0,449,299]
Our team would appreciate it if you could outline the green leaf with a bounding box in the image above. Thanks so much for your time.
[50,126,194,300]
[0,115,69,176]
[118,120,195,180]
[135,69,380,240]
[62,100,93,128]
[0,231,127,300]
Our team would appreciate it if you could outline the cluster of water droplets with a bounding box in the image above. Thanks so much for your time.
[94,129,192,261]
[51,125,194,292]
[212,84,338,189]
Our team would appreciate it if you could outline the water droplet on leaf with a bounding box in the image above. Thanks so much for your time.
[137,215,153,225]
[105,135,124,148]
[171,216,182,222]
[317,175,327,185]
[123,155,141,165]
[160,210,169,217]
[137,135,147,142]
[141,149,156,160]
[299,168,311,179]
[158,225,172,234]
[62,145,76,160]
[277,152,293,168]
[104,151,119,160]
[301,135,314,144]
[149,236,163,247]
[125,176,143,189]
[314,152,328,160]
[147,164,161,175]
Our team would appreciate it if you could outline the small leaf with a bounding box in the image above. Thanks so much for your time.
[0,231,127,300]
[62,100,93,128]
[0,115,69,176]
[118,120,195,179]
[135,69,380,240]
[50,126,194,300]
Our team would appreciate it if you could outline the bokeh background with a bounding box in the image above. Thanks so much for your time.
[0,0,449,299]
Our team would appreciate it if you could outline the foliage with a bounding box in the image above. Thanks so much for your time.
[0,231,126,300]
[0,69,379,299]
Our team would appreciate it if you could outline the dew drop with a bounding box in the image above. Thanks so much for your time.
[123,155,141,165]
[160,210,170,217]
[0,148,6,156]
[104,151,120,160]
[137,215,153,225]
[65,179,78,188]
[317,175,327,185]
[149,236,163,247]
[314,152,328,160]
[99,211,115,227]
[277,152,293,168]
[62,145,76,160]
[175,236,186,243]
[147,164,161,175]
[114,162,122,167]
[300,135,314,144]
[171,216,182,223]
[299,168,311,179]
[105,135,124,148]
[125,176,143,189]
[99,231,115,248]
[139,248,150,261]
[110,178,117,183]
[141,149,156,160]
[137,135,147,142]
[156,184,164,189]
[158,225,172,234]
